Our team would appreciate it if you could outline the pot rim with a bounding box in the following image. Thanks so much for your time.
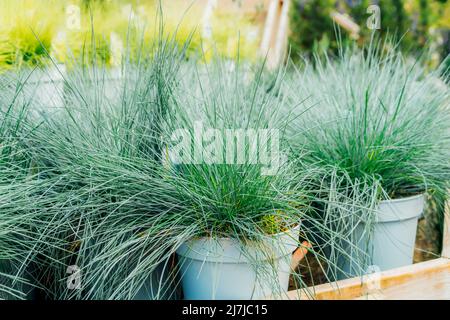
[186,223,301,243]
[380,193,424,204]
[377,193,425,223]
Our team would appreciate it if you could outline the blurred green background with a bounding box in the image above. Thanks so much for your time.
[289,0,449,66]
[1,0,448,69]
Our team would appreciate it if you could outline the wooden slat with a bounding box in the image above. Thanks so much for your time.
[272,0,290,68]
[259,0,280,60]
[285,258,450,300]
[330,11,360,39]
[259,0,291,69]
[290,241,311,270]
[442,197,450,258]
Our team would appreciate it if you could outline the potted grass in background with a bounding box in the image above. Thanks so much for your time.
[287,41,450,279]
[52,0,205,104]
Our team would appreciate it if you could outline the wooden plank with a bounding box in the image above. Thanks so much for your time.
[259,0,280,59]
[442,197,450,258]
[272,0,290,68]
[284,258,450,300]
[259,0,291,69]
[290,241,311,270]
[330,11,360,39]
[367,270,450,299]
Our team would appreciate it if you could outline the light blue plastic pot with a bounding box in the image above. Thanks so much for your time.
[333,194,425,280]
[177,225,300,300]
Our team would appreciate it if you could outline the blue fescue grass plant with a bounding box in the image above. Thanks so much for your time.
[0,76,31,299]
[289,40,450,199]
[286,40,450,278]
[0,71,61,299]
[19,29,202,299]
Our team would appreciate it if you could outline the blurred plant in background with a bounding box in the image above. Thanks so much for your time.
[289,0,450,65]
[1,0,448,69]
[289,0,337,57]
[0,0,64,69]
[206,11,261,61]
[53,0,204,67]
[0,0,263,69]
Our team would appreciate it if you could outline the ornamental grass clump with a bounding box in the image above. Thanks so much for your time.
[286,41,450,278]
[159,60,304,239]
[126,61,297,299]
[0,16,381,297]
[0,74,39,299]
[22,32,197,300]
[0,72,61,299]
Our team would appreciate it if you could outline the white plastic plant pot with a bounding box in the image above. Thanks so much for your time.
[333,194,425,280]
[176,225,300,300]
